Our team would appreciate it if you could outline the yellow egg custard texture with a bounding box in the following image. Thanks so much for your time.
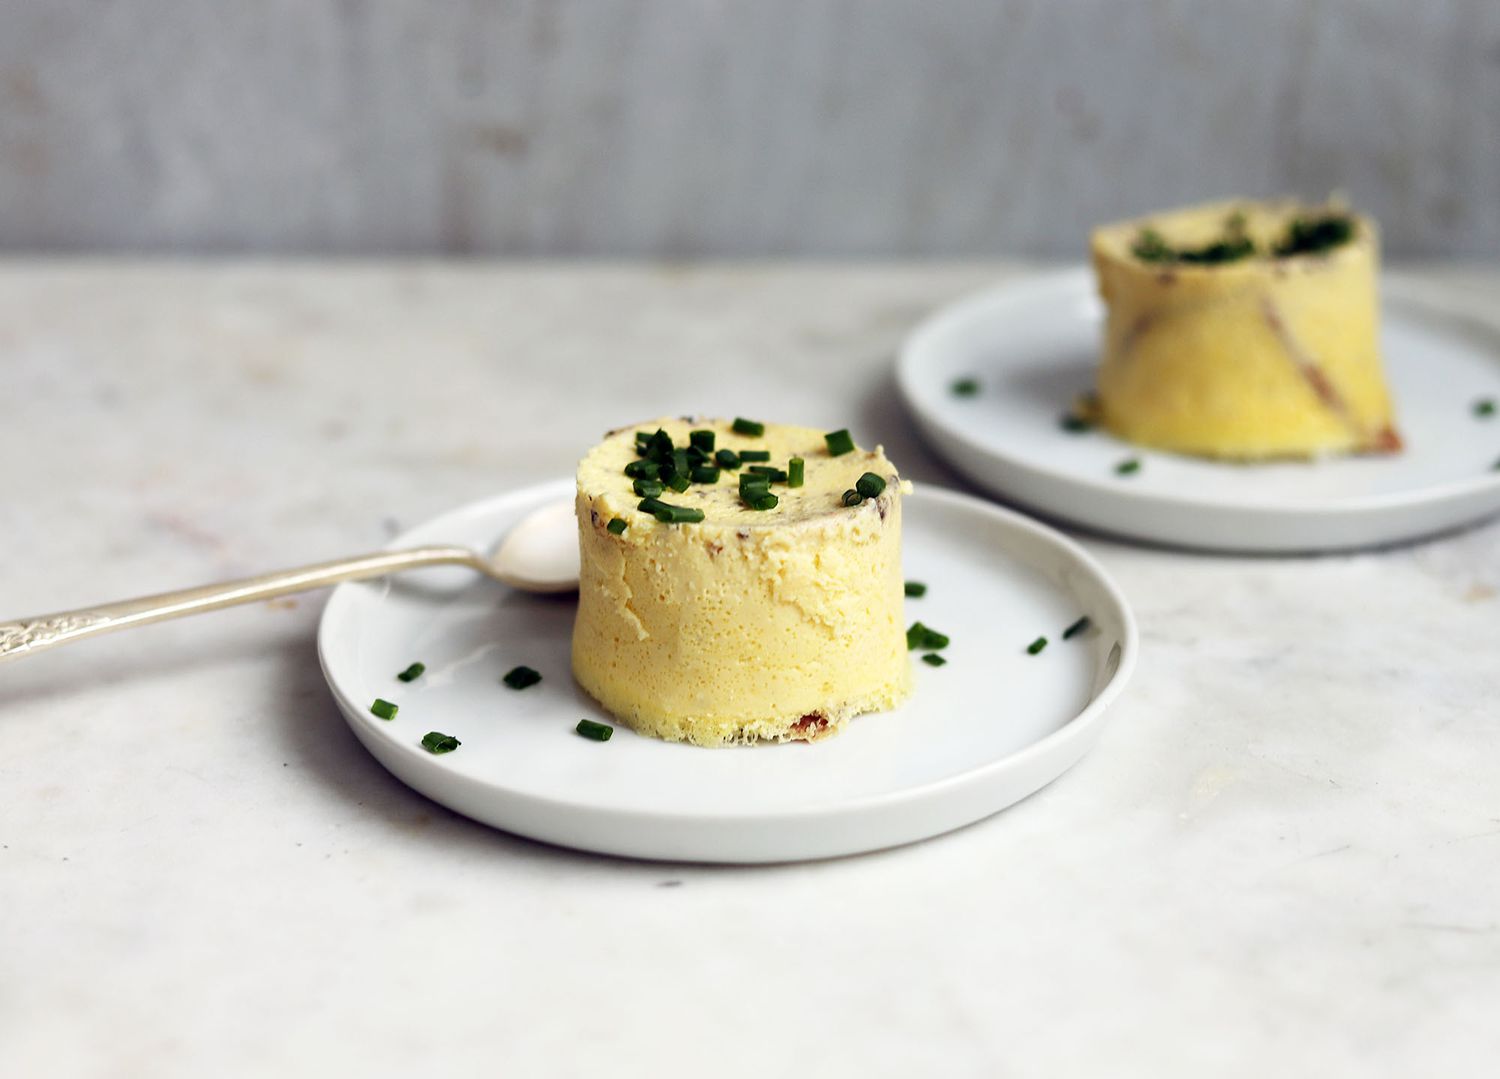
[572,418,911,746]
[1090,199,1401,459]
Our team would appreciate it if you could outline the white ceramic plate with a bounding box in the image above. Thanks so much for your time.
[318,480,1137,863]
[898,269,1500,552]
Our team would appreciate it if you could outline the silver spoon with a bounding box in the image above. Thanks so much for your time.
[0,498,580,664]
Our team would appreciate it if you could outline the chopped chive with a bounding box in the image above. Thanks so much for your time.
[690,429,716,451]
[825,428,855,456]
[645,429,673,457]
[855,472,886,499]
[1060,413,1093,433]
[841,489,862,507]
[396,662,426,683]
[666,473,691,494]
[421,731,461,754]
[715,448,741,470]
[951,378,980,397]
[607,517,628,535]
[748,466,788,482]
[922,653,948,667]
[1062,616,1091,640]
[635,430,652,445]
[576,719,614,742]
[739,449,771,463]
[748,493,779,511]
[1136,223,1259,264]
[623,460,659,480]
[1131,228,1173,263]
[370,698,399,720]
[1475,398,1497,418]
[904,581,927,597]
[633,478,664,498]
[1275,214,1354,257]
[1180,236,1256,264]
[503,665,542,690]
[685,446,710,467]
[650,501,705,524]
[788,457,805,488]
[1115,458,1141,476]
[906,622,950,650]
[732,418,765,437]
[637,496,668,515]
[738,472,771,490]
[671,448,690,475]
[1026,637,1048,655]
[690,465,721,484]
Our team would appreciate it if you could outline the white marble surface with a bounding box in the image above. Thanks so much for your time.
[2,261,1498,1077]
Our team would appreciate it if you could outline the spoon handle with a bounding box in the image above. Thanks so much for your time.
[0,545,484,664]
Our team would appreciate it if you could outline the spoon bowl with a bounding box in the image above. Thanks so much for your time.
[487,497,580,592]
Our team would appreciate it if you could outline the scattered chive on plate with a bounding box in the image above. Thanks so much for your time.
[576,719,613,742]
[421,731,461,754]
[396,662,425,683]
[503,665,542,690]
[1062,616,1091,640]
[906,622,949,651]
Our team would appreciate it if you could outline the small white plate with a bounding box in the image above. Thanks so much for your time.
[898,269,1500,552]
[318,481,1137,863]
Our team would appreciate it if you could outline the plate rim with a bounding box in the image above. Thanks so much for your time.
[316,481,1139,853]
[896,267,1500,517]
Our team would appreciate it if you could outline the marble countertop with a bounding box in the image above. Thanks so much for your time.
[3,261,1497,1077]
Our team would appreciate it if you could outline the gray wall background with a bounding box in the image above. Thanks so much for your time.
[1,0,1497,259]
